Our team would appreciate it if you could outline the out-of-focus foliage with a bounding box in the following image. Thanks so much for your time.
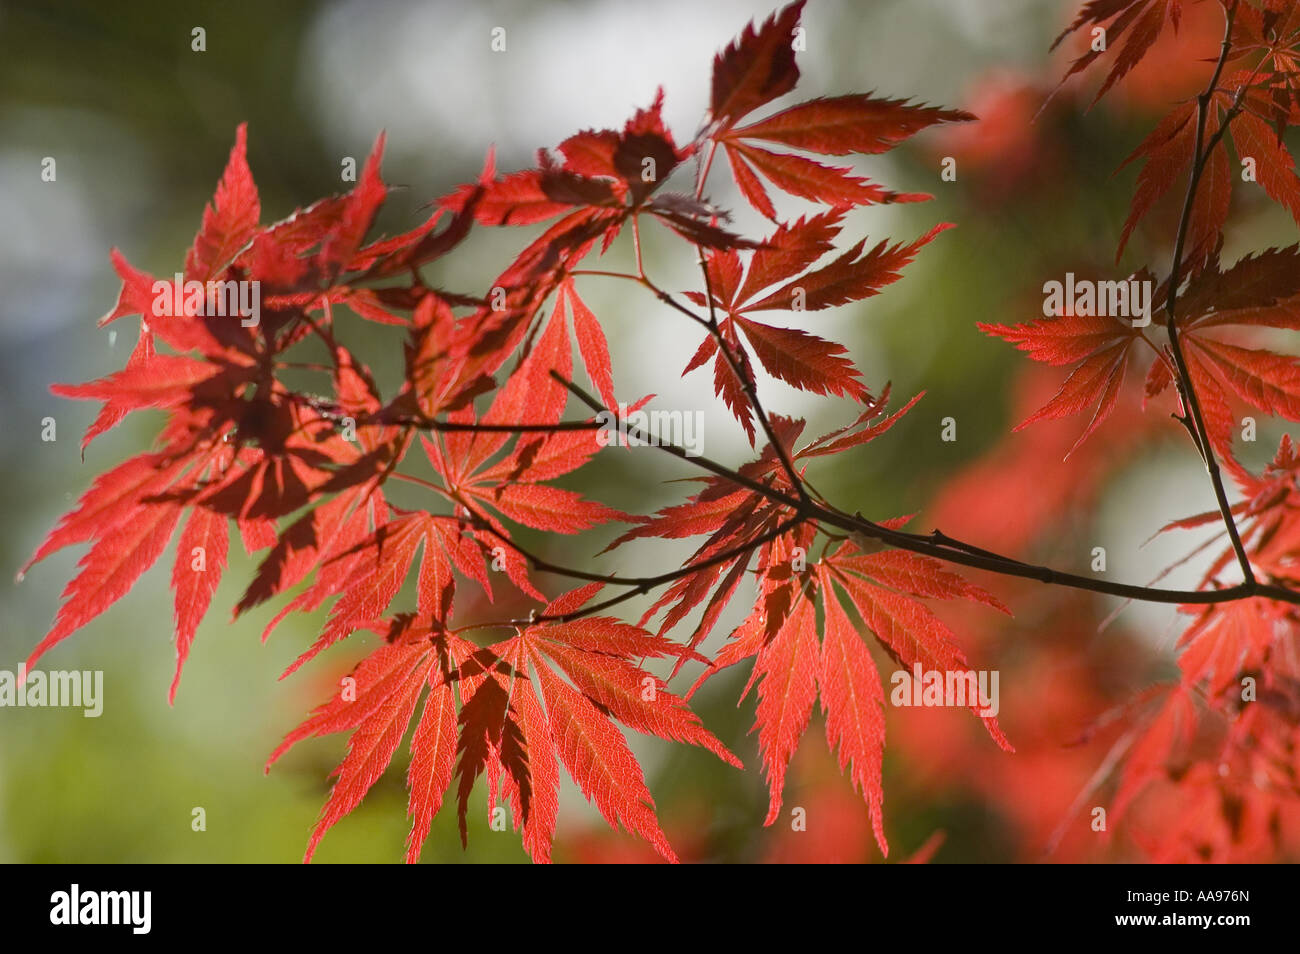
[5,0,1299,864]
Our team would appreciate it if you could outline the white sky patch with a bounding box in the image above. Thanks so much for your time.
[1093,454,1240,653]
[0,110,154,344]
[302,0,783,169]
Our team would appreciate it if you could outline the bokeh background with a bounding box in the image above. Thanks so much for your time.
[2,0,1297,863]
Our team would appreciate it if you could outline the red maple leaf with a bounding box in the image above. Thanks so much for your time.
[683,212,949,440]
[269,585,738,863]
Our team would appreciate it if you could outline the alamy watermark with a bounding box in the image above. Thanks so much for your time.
[50,884,150,934]
[1,663,103,717]
[890,664,999,718]
[595,404,705,457]
[151,274,260,327]
[1043,272,1152,327]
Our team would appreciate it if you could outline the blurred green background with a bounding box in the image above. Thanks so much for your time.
[3,0,1297,863]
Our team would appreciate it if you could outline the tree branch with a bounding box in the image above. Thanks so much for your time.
[550,371,1300,609]
[1159,0,1256,586]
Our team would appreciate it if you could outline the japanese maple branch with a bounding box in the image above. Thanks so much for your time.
[379,413,603,433]
[685,152,812,505]
[691,261,812,506]
[429,475,804,606]
[551,372,1300,608]
[574,222,811,503]
[491,516,803,626]
[1160,0,1256,587]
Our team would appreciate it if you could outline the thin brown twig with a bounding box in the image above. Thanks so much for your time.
[1160,0,1255,585]
[550,370,1300,610]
